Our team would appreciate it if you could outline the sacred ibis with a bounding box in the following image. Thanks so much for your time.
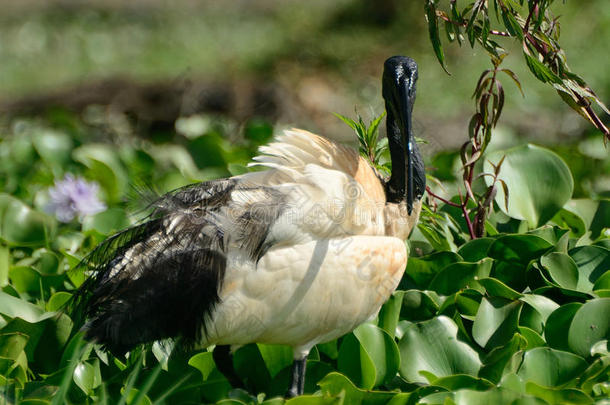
[74,55,425,397]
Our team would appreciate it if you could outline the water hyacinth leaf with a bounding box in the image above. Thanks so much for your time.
[188,352,216,381]
[46,292,72,312]
[31,129,73,167]
[516,347,587,387]
[82,208,130,236]
[0,244,8,286]
[9,266,42,294]
[431,375,494,391]
[545,303,582,351]
[525,382,594,405]
[404,251,462,288]
[233,344,271,393]
[317,372,397,405]
[428,258,492,295]
[518,295,559,333]
[540,252,579,290]
[484,145,573,228]
[0,332,29,360]
[479,334,527,384]
[434,387,547,405]
[487,234,552,263]
[568,298,610,357]
[0,194,56,246]
[398,316,481,383]
[72,144,128,202]
[378,291,403,338]
[73,360,102,395]
[569,246,610,292]
[338,323,399,389]
[337,332,376,389]
[457,238,494,262]
[593,270,610,291]
[478,278,522,300]
[517,327,545,350]
[401,290,440,322]
[269,360,333,398]
[257,344,293,379]
[551,208,586,238]
[0,291,55,323]
[590,200,610,240]
[472,297,522,350]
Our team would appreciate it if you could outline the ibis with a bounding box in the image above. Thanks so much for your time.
[74,55,426,397]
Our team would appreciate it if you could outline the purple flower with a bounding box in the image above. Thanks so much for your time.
[46,174,106,222]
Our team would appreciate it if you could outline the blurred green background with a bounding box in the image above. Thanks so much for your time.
[1,0,608,150]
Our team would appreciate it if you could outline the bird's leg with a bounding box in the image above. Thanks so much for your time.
[286,357,307,398]
[212,345,244,389]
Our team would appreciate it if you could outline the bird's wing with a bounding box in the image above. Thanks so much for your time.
[73,177,287,353]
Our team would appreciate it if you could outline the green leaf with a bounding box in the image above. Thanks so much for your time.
[516,347,587,387]
[338,324,399,389]
[378,292,403,338]
[525,382,594,405]
[487,234,552,263]
[188,351,216,381]
[401,290,440,322]
[405,251,462,288]
[569,246,610,292]
[317,372,397,405]
[472,297,522,350]
[457,238,494,262]
[485,145,574,228]
[425,0,450,74]
[73,360,102,395]
[428,259,493,294]
[0,243,9,286]
[540,252,579,290]
[0,194,56,246]
[568,298,610,357]
[545,303,582,351]
[0,291,55,323]
[398,316,481,383]
[82,208,129,235]
[478,278,522,300]
[257,344,294,379]
[517,327,546,350]
[523,53,563,84]
[518,294,559,333]
[479,334,527,383]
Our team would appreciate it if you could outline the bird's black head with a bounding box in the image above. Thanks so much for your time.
[382,56,425,213]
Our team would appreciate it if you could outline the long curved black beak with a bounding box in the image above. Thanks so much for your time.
[383,56,420,214]
[400,74,416,214]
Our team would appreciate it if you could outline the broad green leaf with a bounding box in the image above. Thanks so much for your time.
[338,324,399,389]
[431,374,494,391]
[457,238,494,262]
[188,351,216,381]
[485,145,573,228]
[593,270,610,291]
[401,290,440,322]
[31,129,73,167]
[525,382,594,405]
[378,292,403,338]
[545,303,582,351]
[73,360,101,395]
[317,372,398,405]
[516,347,587,387]
[0,194,56,246]
[46,292,72,312]
[487,234,552,263]
[569,246,610,292]
[540,252,579,290]
[257,344,293,379]
[518,294,559,333]
[82,208,129,235]
[517,327,546,350]
[478,278,522,300]
[0,243,8,286]
[0,332,29,360]
[73,144,128,202]
[428,258,493,294]
[473,297,522,350]
[404,251,462,288]
[0,291,55,323]
[479,334,527,384]
[398,316,481,383]
[568,298,610,357]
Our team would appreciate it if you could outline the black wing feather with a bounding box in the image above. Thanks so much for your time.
[72,178,285,354]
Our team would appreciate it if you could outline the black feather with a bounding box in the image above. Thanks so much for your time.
[72,177,286,354]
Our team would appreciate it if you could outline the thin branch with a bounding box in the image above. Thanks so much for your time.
[426,186,461,208]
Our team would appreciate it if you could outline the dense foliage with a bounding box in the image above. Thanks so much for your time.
[0,107,608,404]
